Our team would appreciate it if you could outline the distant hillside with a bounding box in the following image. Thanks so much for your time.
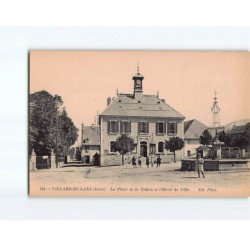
[224,119,250,131]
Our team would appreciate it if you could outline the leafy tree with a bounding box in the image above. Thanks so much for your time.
[115,134,136,165]
[230,132,249,149]
[218,130,231,146]
[200,129,213,145]
[57,108,79,156]
[29,90,78,161]
[165,137,184,162]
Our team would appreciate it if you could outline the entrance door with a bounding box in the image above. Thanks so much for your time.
[140,141,148,157]
[93,153,100,166]
[85,156,90,164]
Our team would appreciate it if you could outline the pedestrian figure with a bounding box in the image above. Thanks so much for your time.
[132,156,137,168]
[156,155,161,167]
[85,168,91,178]
[138,156,142,168]
[146,156,150,168]
[196,153,205,178]
[151,156,154,167]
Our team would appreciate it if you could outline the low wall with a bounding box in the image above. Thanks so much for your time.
[181,159,250,172]
[222,149,246,158]
[101,154,122,167]
[100,153,180,167]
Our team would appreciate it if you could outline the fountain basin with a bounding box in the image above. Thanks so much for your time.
[181,158,250,171]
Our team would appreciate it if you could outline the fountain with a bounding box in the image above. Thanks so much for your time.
[181,92,250,171]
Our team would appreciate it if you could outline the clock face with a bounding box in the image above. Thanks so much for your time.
[137,80,141,85]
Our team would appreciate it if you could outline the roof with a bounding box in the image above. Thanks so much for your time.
[184,119,208,139]
[133,72,144,78]
[82,126,100,145]
[196,145,212,150]
[70,141,81,149]
[100,94,184,119]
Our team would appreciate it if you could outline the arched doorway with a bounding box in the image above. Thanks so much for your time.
[140,141,148,157]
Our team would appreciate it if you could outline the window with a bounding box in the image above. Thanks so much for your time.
[187,150,191,157]
[108,121,119,134]
[132,144,137,153]
[167,122,177,135]
[158,142,164,153]
[156,122,165,134]
[110,141,116,153]
[138,122,149,134]
[120,121,131,134]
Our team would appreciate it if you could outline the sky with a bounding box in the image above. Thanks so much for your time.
[30,51,250,131]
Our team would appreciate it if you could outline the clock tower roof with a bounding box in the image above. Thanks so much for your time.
[132,64,144,80]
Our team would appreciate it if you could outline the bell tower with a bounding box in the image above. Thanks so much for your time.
[132,63,144,98]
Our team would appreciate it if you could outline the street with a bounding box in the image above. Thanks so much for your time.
[29,162,250,196]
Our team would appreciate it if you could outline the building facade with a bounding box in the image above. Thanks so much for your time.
[80,124,100,165]
[184,119,208,157]
[99,68,185,166]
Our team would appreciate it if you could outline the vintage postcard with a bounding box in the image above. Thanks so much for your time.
[29,51,250,197]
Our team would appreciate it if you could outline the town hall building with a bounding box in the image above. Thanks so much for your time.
[99,67,185,166]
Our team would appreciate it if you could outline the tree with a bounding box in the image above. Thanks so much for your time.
[200,129,213,145]
[230,132,249,149]
[57,108,78,157]
[115,134,136,165]
[29,90,78,159]
[218,130,231,146]
[165,137,184,162]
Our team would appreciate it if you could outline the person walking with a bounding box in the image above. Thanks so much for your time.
[156,155,161,167]
[146,156,150,168]
[132,156,137,168]
[196,153,205,178]
[138,156,142,168]
[150,156,154,167]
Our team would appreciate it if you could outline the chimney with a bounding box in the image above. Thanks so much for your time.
[107,97,111,106]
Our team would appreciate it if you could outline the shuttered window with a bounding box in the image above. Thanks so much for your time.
[158,142,164,153]
[167,122,177,135]
[108,121,119,134]
[156,122,166,134]
[120,121,131,134]
[138,122,149,134]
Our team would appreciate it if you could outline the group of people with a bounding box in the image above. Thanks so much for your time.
[131,155,161,168]
[131,153,206,178]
